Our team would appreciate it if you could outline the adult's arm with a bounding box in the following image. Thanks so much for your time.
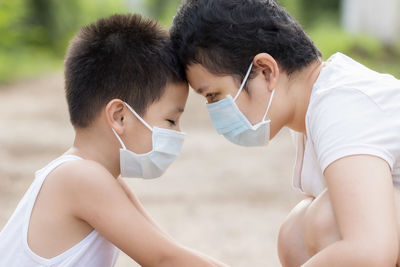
[302,155,398,266]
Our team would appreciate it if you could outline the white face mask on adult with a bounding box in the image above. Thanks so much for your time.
[206,63,275,147]
[112,102,185,179]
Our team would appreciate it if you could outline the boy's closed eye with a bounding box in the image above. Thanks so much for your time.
[166,119,176,126]
[165,109,183,129]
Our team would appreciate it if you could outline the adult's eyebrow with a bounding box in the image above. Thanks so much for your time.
[196,86,209,95]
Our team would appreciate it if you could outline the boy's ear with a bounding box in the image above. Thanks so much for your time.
[253,53,280,92]
[105,99,126,135]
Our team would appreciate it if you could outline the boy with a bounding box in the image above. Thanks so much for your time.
[171,0,400,266]
[0,14,226,267]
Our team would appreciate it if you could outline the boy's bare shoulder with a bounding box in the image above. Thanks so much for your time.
[46,157,132,226]
[47,157,118,196]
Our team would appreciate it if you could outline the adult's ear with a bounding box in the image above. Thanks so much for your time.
[105,99,126,135]
[253,53,280,92]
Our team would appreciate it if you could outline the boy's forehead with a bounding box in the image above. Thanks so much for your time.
[160,81,189,104]
[165,81,189,94]
[140,81,188,117]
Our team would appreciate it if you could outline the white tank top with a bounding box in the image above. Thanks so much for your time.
[0,155,120,266]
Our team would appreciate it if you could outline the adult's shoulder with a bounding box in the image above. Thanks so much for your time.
[306,87,396,173]
[310,52,400,113]
[307,86,385,126]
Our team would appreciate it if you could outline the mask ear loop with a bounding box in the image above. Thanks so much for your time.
[262,89,276,122]
[233,62,254,102]
[112,128,127,150]
[123,102,153,132]
[111,102,154,150]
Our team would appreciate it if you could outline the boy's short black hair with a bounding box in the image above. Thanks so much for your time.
[65,14,185,128]
[171,0,321,81]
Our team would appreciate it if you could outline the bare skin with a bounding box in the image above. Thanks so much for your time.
[278,198,313,266]
[187,53,399,266]
[279,186,400,267]
[27,82,228,267]
[302,155,398,266]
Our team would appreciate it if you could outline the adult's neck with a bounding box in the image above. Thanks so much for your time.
[66,123,121,178]
[284,59,324,136]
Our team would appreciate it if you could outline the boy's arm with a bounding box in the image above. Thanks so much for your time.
[64,160,220,267]
[116,177,229,267]
[302,155,398,267]
[116,177,172,240]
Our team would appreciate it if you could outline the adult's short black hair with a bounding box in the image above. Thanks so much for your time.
[171,0,321,81]
[65,14,185,128]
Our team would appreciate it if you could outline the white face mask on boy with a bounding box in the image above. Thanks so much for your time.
[112,102,185,179]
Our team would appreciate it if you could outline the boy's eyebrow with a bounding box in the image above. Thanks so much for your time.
[167,107,184,115]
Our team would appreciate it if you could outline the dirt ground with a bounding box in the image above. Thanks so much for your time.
[0,74,303,267]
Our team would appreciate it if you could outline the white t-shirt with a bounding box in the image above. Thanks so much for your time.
[292,52,400,198]
[0,155,120,266]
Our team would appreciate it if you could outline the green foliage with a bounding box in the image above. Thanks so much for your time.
[308,20,380,59]
[144,0,181,27]
[278,0,302,21]
[0,0,128,83]
[0,0,29,50]
[279,0,400,77]
[307,17,399,77]
[0,48,59,83]
[279,0,340,26]
[0,0,399,83]
[299,0,340,27]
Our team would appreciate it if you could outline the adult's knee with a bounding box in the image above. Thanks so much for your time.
[278,218,295,266]
[303,190,341,256]
[278,198,312,267]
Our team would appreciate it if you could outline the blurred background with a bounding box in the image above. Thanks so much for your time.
[0,0,399,83]
[0,0,399,266]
